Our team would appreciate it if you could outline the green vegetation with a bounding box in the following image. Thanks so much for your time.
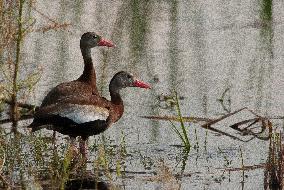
[0,0,41,126]
[264,132,283,189]
[169,92,191,151]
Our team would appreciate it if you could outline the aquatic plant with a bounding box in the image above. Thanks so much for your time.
[193,128,199,150]
[58,145,75,190]
[146,159,181,189]
[239,146,245,188]
[264,132,283,189]
[116,131,127,177]
[169,92,191,151]
[217,88,231,113]
[0,0,71,126]
[218,147,232,168]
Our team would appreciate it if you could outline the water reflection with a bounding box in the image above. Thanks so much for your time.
[168,0,179,91]
[129,0,149,61]
[65,179,110,190]
[53,0,70,84]
[72,0,83,25]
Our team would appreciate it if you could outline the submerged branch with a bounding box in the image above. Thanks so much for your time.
[201,107,247,128]
[218,163,266,172]
[0,99,37,124]
[143,107,279,142]
[2,98,38,110]
[0,115,34,125]
[141,115,212,123]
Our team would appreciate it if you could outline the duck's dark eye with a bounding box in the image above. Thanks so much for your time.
[93,35,98,39]
[127,75,132,79]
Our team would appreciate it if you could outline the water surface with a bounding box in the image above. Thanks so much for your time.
[19,0,284,189]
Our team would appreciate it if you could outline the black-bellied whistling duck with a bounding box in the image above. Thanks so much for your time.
[29,71,151,158]
[40,32,114,107]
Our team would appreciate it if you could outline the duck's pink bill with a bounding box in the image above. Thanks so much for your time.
[98,38,114,47]
[133,80,151,89]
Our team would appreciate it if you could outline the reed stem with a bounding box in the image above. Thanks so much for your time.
[11,0,24,129]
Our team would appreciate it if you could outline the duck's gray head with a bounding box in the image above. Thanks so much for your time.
[80,32,114,48]
[109,71,151,92]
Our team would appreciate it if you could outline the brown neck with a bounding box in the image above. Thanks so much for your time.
[110,90,123,105]
[78,46,97,90]
[110,90,124,123]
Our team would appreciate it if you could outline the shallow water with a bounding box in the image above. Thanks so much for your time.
[17,0,284,189]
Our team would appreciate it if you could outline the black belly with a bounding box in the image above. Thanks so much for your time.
[31,115,109,140]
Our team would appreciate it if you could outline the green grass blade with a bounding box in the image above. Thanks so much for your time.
[169,120,186,146]
[174,91,190,149]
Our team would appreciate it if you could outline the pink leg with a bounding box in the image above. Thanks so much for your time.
[79,137,88,159]
[70,137,79,155]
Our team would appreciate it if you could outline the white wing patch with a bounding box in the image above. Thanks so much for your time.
[55,104,109,124]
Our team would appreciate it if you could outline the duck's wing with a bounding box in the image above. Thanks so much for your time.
[40,81,93,107]
[35,94,110,123]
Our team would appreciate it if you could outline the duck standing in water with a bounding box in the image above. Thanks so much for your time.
[30,71,151,158]
[40,32,114,107]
